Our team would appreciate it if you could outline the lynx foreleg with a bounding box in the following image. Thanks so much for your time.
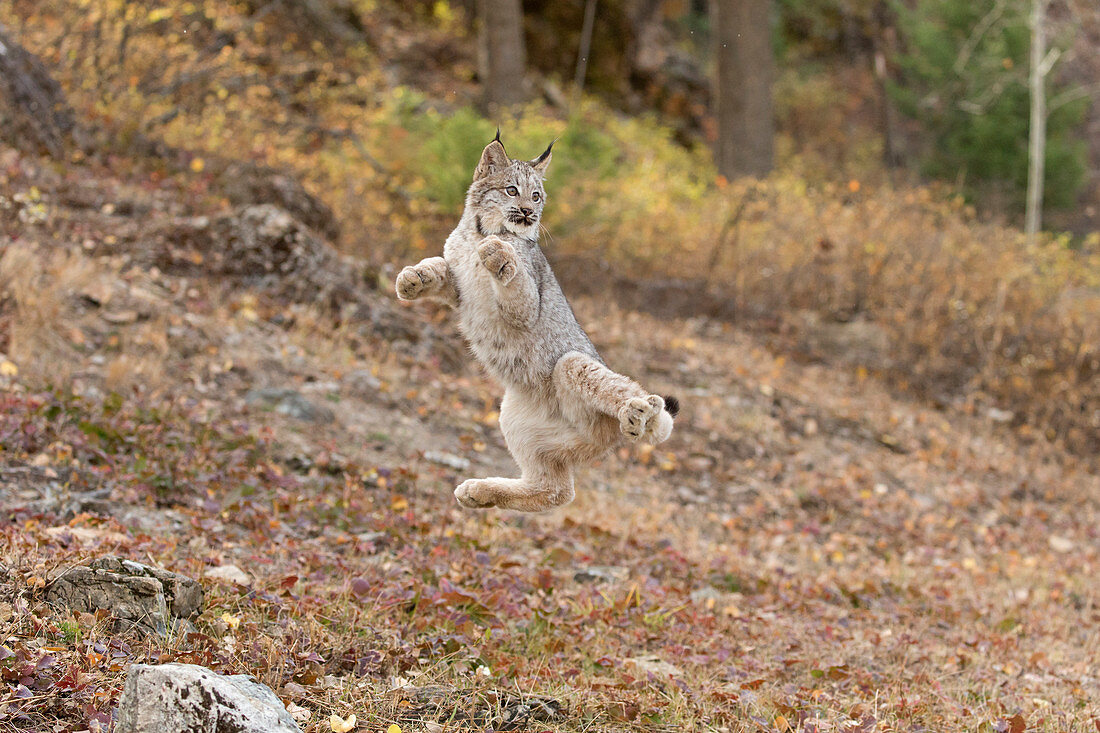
[478,236,540,330]
[396,256,458,307]
[552,351,674,443]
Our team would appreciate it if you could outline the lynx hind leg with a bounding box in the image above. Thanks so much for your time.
[553,351,674,443]
[455,470,574,512]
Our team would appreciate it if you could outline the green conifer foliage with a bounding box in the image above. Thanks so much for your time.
[890,0,1086,210]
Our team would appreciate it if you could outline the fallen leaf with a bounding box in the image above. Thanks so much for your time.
[286,702,311,723]
[329,713,356,732]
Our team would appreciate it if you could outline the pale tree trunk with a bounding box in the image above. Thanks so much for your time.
[712,0,774,178]
[477,0,526,109]
[1025,0,1048,245]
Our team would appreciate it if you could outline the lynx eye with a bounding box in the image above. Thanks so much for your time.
[532,191,542,202]
[505,186,519,196]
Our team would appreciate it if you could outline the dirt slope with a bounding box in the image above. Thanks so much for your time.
[0,144,1097,732]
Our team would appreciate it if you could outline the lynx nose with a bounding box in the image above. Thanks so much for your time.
[520,207,534,218]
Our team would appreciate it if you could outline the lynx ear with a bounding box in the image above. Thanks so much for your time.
[532,140,554,176]
[474,130,510,180]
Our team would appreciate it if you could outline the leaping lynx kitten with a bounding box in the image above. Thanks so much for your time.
[395,133,678,512]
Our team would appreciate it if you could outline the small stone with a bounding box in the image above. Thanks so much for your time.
[689,587,723,604]
[342,369,381,394]
[1048,535,1074,553]
[626,655,683,678]
[423,451,470,471]
[115,663,301,733]
[245,388,335,423]
[573,566,628,584]
[205,564,251,586]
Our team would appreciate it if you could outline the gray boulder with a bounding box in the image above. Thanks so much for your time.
[46,556,202,637]
[115,663,302,733]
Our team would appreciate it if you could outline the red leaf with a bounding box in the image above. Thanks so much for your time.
[349,577,371,598]
[1008,714,1026,733]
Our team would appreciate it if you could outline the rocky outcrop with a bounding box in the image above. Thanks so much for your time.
[46,556,202,637]
[152,204,365,310]
[115,663,302,733]
[217,160,340,241]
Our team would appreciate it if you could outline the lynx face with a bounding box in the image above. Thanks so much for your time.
[467,136,552,240]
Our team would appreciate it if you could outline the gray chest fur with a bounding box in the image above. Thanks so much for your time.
[444,226,598,389]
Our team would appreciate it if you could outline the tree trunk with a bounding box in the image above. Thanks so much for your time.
[478,0,527,109]
[573,0,598,96]
[0,26,75,159]
[712,0,774,178]
[1025,0,1048,245]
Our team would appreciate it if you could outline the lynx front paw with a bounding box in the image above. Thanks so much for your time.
[396,265,435,300]
[455,479,496,509]
[477,236,518,285]
[618,395,664,442]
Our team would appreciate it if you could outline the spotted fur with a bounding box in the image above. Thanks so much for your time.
[396,136,677,512]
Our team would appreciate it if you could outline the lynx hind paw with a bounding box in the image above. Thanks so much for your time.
[455,479,496,509]
[396,265,433,300]
[477,236,518,284]
[619,395,663,442]
[647,408,675,443]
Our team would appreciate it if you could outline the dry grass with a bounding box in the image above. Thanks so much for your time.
[0,243,96,383]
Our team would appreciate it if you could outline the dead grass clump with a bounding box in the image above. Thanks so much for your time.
[700,179,1100,457]
[0,242,95,383]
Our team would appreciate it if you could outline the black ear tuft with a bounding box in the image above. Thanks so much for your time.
[494,128,502,144]
[533,139,554,166]
[663,395,680,418]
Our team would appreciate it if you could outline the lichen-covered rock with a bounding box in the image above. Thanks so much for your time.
[46,556,202,637]
[115,663,302,733]
[89,556,204,619]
